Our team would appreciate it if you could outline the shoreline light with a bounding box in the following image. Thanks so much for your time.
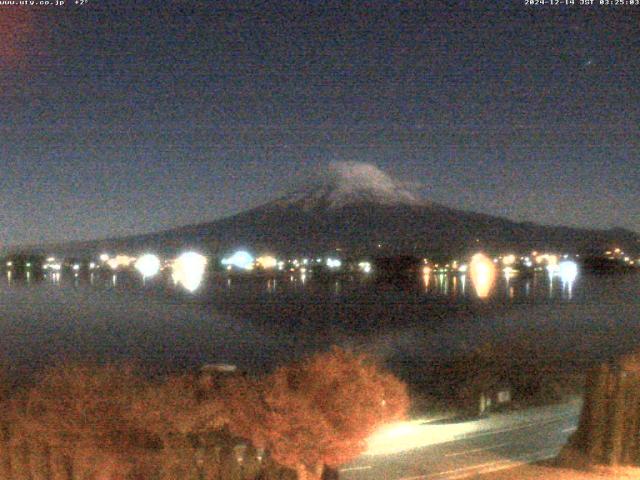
[172,252,207,292]
[326,258,342,269]
[470,253,496,299]
[256,255,277,270]
[358,261,372,274]
[135,254,161,279]
[558,260,578,283]
[222,250,254,271]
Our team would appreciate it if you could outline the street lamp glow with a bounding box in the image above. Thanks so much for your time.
[502,254,516,266]
[172,252,207,292]
[326,258,342,269]
[135,254,161,279]
[358,261,372,274]
[559,260,578,283]
[470,253,496,299]
[256,255,278,270]
[99,253,110,262]
[221,250,254,270]
[107,255,136,270]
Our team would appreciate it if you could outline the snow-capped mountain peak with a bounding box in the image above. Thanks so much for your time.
[276,161,423,209]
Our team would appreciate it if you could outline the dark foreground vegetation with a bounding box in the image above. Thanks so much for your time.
[0,348,409,480]
[398,340,586,417]
[561,350,640,468]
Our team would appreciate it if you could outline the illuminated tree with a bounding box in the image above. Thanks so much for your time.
[223,347,410,480]
[10,364,155,479]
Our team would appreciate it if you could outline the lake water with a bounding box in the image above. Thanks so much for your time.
[1,269,639,383]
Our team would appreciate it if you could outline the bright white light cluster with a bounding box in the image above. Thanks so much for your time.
[43,257,62,271]
[172,252,207,292]
[135,254,161,279]
[326,258,342,269]
[222,250,254,270]
[558,260,578,283]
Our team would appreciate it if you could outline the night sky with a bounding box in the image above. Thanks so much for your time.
[1,1,638,247]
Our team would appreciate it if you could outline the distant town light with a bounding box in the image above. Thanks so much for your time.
[358,261,372,274]
[172,251,208,292]
[135,254,161,279]
[558,260,578,283]
[221,250,254,271]
[326,258,342,269]
[470,253,496,299]
[256,255,278,270]
[72,264,80,271]
[107,255,136,270]
[502,254,516,266]
[99,253,110,262]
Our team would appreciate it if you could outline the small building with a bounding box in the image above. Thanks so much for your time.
[199,363,242,388]
[475,383,512,416]
[459,380,512,417]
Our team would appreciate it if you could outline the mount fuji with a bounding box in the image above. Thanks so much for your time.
[20,162,640,257]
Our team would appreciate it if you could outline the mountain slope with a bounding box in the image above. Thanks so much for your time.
[12,162,640,257]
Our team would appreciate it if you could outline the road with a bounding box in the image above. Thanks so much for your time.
[340,399,582,480]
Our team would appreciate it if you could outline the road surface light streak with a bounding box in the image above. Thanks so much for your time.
[172,252,207,292]
[221,251,254,270]
[470,253,496,299]
[365,419,480,456]
[135,254,161,279]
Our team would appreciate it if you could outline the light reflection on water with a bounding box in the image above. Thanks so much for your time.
[0,268,638,382]
[9,267,586,302]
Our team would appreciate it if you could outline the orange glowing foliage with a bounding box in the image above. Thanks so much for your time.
[128,373,227,438]
[14,364,152,453]
[222,347,410,480]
